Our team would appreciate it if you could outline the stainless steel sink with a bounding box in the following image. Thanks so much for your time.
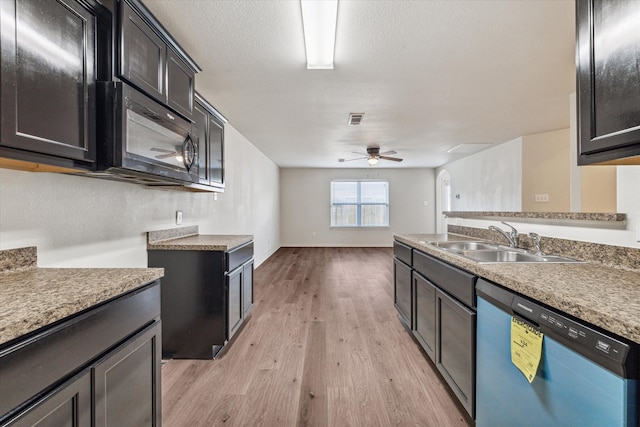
[431,241,500,251]
[425,240,583,263]
[455,249,583,264]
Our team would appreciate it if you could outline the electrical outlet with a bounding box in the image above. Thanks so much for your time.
[176,210,183,225]
[534,194,549,202]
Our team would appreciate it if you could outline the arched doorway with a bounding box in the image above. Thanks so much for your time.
[435,170,451,234]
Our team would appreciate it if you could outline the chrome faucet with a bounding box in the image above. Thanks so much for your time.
[528,232,543,255]
[488,221,519,248]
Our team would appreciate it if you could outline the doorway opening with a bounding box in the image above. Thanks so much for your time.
[436,170,451,234]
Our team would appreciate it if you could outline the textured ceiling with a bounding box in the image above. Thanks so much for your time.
[144,0,576,168]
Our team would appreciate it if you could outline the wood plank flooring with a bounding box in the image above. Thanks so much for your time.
[161,247,470,426]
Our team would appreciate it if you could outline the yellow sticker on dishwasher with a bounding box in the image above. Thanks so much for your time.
[511,316,544,383]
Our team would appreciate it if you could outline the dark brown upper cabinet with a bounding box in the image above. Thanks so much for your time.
[0,0,109,172]
[576,0,640,165]
[193,93,226,191]
[119,0,199,120]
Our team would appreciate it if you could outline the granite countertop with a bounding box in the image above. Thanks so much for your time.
[395,233,640,344]
[147,225,253,251]
[0,247,164,346]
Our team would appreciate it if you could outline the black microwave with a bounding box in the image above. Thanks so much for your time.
[91,81,198,186]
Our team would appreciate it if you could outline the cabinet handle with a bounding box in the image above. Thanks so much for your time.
[182,134,196,171]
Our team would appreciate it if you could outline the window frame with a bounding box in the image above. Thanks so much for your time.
[330,179,390,228]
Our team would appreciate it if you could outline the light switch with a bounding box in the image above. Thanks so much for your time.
[176,210,183,225]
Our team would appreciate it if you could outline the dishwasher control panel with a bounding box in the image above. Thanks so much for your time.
[511,295,629,365]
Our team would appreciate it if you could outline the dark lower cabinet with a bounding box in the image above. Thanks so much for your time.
[94,321,161,427]
[227,265,244,341]
[148,240,254,359]
[242,259,254,317]
[393,257,413,329]
[0,282,161,426]
[226,256,254,342]
[3,371,91,427]
[393,240,477,420]
[413,273,436,360]
[0,0,109,171]
[435,289,475,417]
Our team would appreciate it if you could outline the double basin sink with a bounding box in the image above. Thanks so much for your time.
[423,240,583,264]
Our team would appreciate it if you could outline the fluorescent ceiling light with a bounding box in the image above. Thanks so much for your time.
[300,0,338,69]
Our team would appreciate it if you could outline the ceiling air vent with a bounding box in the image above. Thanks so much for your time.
[348,113,364,126]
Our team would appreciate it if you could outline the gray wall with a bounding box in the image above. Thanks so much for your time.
[280,168,435,246]
[0,125,281,267]
[436,138,523,212]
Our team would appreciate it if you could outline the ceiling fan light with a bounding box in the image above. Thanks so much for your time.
[368,157,378,165]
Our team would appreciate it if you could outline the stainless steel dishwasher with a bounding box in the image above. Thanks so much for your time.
[476,279,639,426]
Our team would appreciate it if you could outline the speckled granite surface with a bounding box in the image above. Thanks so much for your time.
[147,230,253,251]
[395,233,640,344]
[0,247,37,272]
[444,211,626,222]
[147,225,199,244]
[0,248,164,346]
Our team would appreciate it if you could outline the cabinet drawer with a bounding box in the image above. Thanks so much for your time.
[393,241,412,266]
[0,281,160,419]
[226,241,254,272]
[414,250,476,307]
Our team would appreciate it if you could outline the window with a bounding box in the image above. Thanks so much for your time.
[331,180,389,227]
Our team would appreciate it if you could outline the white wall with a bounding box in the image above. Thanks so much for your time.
[0,124,280,267]
[618,166,640,241]
[436,138,523,211]
[280,168,435,247]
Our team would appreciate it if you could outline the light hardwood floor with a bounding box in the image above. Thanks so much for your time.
[161,247,470,426]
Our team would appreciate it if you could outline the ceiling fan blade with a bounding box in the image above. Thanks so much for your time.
[155,153,178,159]
[352,151,368,156]
[339,156,368,162]
[379,150,397,156]
[379,156,403,162]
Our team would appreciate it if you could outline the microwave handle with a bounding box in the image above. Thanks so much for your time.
[182,134,196,171]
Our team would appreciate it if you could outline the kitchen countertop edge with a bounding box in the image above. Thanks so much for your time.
[0,267,164,347]
[147,234,253,251]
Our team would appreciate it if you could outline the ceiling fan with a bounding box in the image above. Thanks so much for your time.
[339,146,403,165]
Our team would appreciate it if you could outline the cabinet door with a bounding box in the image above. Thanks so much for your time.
[166,49,195,118]
[4,371,91,427]
[193,100,210,185]
[120,0,166,103]
[0,0,97,167]
[436,290,475,418]
[242,259,254,317]
[413,273,436,361]
[208,115,225,187]
[393,258,412,329]
[93,321,161,427]
[227,266,243,341]
[577,0,640,164]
